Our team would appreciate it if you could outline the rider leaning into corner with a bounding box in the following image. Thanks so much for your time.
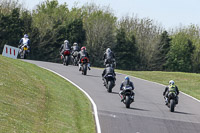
[102,64,116,85]
[163,80,179,105]
[78,46,91,71]
[119,76,135,101]
[19,34,30,53]
[59,40,71,57]
[103,48,115,66]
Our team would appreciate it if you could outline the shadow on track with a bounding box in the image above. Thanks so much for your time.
[111,92,119,95]
[174,111,194,115]
[85,74,101,78]
[129,107,149,112]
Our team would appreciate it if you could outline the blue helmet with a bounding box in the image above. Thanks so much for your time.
[24,34,28,38]
[125,76,129,81]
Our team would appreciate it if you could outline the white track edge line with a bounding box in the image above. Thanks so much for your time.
[115,72,200,103]
[40,66,101,133]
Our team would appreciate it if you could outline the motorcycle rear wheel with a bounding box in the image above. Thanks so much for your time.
[107,81,113,93]
[170,99,175,112]
[125,96,131,108]
[82,64,87,75]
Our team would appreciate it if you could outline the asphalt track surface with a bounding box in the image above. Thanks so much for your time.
[24,60,200,133]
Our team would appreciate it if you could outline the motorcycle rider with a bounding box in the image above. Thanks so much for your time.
[71,42,80,54]
[102,64,116,86]
[103,48,115,66]
[78,46,91,71]
[19,34,30,53]
[60,40,71,57]
[71,42,80,63]
[119,76,135,102]
[163,80,179,105]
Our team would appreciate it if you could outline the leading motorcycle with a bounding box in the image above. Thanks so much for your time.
[19,45,28,59]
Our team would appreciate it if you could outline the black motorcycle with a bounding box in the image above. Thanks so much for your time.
[121,86,134,108]
[164,92,178,112]
[103,73,115,93]
[71,51,79,66]
[105,58,116,68]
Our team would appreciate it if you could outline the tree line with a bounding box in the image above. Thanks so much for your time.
[0,0,200,73]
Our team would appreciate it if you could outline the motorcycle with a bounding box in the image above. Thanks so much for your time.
[105,58,116,68]
[164,92,178,112]
[80,57,89,75]
[62,49,71,66]
[103,73,115,93]
[120,86,134,108]
[71,51,79,66]
[19,45,28,59]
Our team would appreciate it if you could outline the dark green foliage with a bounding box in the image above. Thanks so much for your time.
[115,28,139,70]
[0,8,22,53]
[153,31,171,70]
[166,32,195,72]
[66,19,86,45]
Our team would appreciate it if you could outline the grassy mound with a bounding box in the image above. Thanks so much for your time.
[116,70,200,100]
[0,55,95,133]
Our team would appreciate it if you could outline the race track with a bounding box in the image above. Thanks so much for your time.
[24,60,200,133]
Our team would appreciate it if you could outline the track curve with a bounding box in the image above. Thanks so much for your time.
[24,60,200,133]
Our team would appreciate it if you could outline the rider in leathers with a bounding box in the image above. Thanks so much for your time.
[71,42,80,54]
[119,76,135,102]
[102,64,116,86]
[60,40,71,56]
[19,34,30,53]
[103,48,115,66]
[163,80,179,105]
[78,47,91,70]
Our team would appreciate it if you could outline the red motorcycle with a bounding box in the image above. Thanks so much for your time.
[62,49,71,66]
[80,57,89,75]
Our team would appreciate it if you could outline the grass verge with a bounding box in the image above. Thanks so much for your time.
[0,55,95,133]
[116,70,200,100]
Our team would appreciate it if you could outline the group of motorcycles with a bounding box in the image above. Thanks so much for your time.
[102,61,135,109]
[102,60,177,112]
[18,44,177,111]
[61,49,89,75]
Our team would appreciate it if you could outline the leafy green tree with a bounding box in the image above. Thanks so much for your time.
[0,8,22,53]
[166,32,195,72]
[82,4,116,66]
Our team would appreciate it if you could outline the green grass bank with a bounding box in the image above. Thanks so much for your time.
[0,55,95,133]
[116,70,200,100]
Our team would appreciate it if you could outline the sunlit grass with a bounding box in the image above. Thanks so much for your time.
[0,55,95,133]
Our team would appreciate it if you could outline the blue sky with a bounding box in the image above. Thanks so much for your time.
[19,0,200,29]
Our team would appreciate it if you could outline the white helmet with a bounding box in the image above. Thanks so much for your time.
[169,80,175,85]
[73,42,78,46]
[106,48,111,53]
[64,40,69,44]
